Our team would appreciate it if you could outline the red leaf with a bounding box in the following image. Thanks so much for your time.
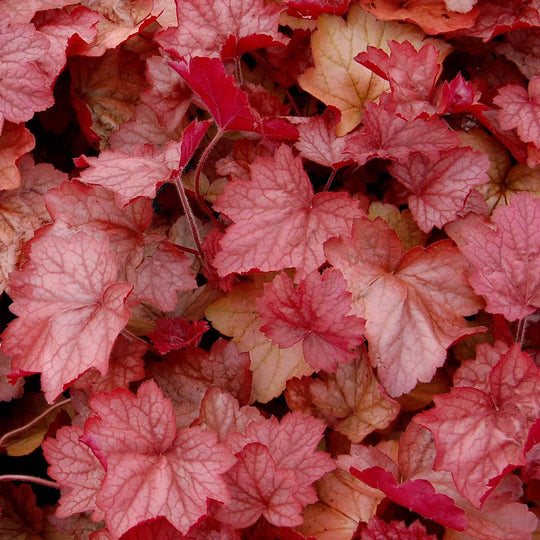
[82,380,235,537]
[257,269,365,372]
[42,425,105,520]
[325,217,483,396]
[415,343,540,507]
[387,147,490,232]
[169,57,259,132]
[149,317,209,354]
[287,0,350,18]
[214,144,363,279]
[345,102,461,166]
[350,467,467,530]
[446,192,540,321]
[1,231,132,402]
[156,0,285,59]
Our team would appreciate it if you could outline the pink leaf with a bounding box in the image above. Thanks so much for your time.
[82,380,235,537]
[214,144,363,279]
[155,0,285,59]
[1,231,132,402]
[325,217,483,396]
[42,425,105,520]
[0,20,54,130]
[345,102,461,166]
[350,467,467,530]
[0,350,23,402]
[494,77,540,146]
[149,317,208,354]
[287,0,350,18]
[388,147,490,232]
[0,122,35,191]
[446,192,540,321]
[415,344,540,507]
[257,269,365,372]
[216,443,304,528]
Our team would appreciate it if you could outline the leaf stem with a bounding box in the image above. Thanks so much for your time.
[515,316,529,346]
[323,168,338,192]
[0,474,60,489]
[0,398,71,450]
[173,172,206,264]
[192,128,225,230]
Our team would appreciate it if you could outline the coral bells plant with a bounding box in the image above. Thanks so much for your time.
[1,0,540,539]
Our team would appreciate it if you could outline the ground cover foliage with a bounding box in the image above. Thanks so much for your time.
[0,0,540,538]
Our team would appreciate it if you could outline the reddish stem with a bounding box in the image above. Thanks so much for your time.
[0,474,60,489]
[0,398,71,450]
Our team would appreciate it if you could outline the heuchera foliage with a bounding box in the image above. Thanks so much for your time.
[0,0,539,539]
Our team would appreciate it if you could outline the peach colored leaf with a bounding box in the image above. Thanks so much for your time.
[388,147,490,232]
[42,425,105,519]
[82,380,235,537]
[155,0,285,59]
[298,5,431,135]
[196,388,263,444]
[286,351,400,443]
[206,277,312,403]
[446,192,540,321]
[214,145,363,280]
[325,217,483,396]
[69,48,146,147]
[257,269,365,372]
[493,78,540,146]
[344,102,461,166]
[358,0,478,34]
[0,122,35,190]
[0,155,65,294]
[0,20,54,131]
[146,339,252,428]
[415,344,540,508]
[2,231,132,402]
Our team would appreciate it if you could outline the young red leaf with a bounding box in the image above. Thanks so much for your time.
[42,425,105,520]
[325,217,483,396]
[415,343,540,508]
[387,147,490,232]
[1,231,132,402]
[214,144,364,280]
[0,121,35,190]
[286,351,400,443]
[82,380,235,537]
[446,192,540,321]
[493,77,540,146]
[149,317,208,354]
[0,20,54,131]
[360,517,436,540]
[257,269,365,372]
[156,0,285,59]
[344,102,461,167]
[351,467,467,530]
[287,0,350,18]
